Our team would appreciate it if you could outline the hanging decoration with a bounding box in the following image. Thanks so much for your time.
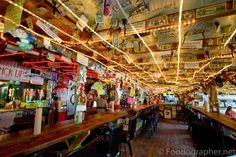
[104,0,112,17]
[4,0,24,33]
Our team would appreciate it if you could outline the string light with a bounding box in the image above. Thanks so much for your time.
[0,15,151,86]
[205,64,232,81]
[56,0,157,82]
[224,29,236,47]
[137,54,232,65]
[83,19,195,44]
[3,0,158,83]
[176,0,184,82]
[115,0,171,83]
[190,61,211,80]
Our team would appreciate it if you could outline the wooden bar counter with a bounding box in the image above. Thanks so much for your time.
[0,111,127,157]
[192,107,236,131]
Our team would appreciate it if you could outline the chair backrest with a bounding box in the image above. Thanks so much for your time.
[191,121,224,150]
[128,116,137,138]
[108,124,123,154]
[65,139,96,157]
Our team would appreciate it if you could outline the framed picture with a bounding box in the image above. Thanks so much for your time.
[196,3,226,19]
[164,109,172,119]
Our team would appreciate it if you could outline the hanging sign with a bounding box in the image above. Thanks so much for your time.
[169,10,195,23]
[196,3,226,19]
[47,52,55,62]
[126,21,146,33]
[36,20,62,42]
[112,32,118,54]
[146,15,168,29]
[92,30,109,41]
[4,0,24,33]
[184,63,200,69]
[30,76,44,85]
[76,14,89,31]
[0,64,30,82]
[77,53,89,67]
[157,28,178,45]
[183,40,203,49]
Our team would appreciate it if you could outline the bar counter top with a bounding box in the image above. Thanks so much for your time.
[192,107,236,131]
[0,108,36,113]
[120,104,158,112]
[0,111,127,157]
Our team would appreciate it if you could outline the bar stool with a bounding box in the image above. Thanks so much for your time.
[121,116,137,157]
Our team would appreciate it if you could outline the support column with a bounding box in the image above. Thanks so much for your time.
[209,83,219,113]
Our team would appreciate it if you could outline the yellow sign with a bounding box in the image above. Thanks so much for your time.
[4,0,24,33]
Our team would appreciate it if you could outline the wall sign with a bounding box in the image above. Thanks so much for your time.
[126,21,146,33]
[169,10,195,23]
[183,40,203,49]
[147,15,169,29]
[0,64,30,82]
[30,76,44,85]
[196,3,226,18]
[184,63,200,69]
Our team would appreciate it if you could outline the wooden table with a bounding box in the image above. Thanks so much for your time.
[192,107,236,131]
[0,112,127,157]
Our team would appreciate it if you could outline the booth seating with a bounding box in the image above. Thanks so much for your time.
[121,116,137,157]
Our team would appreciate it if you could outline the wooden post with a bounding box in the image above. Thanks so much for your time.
[209,83,219,113]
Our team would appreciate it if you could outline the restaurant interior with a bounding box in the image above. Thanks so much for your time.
[0,0,236,157]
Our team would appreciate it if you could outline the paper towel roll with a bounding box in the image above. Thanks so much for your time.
[34,108,42,135]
